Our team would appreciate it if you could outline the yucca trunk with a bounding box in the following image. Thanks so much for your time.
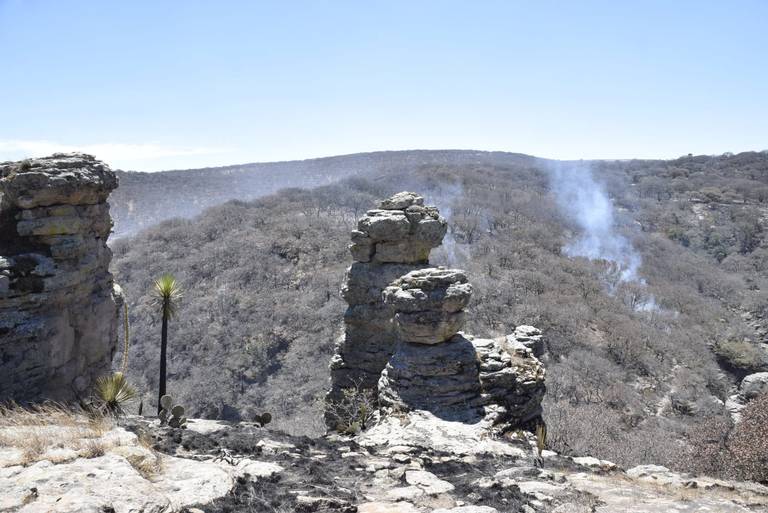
[157,312,168,414]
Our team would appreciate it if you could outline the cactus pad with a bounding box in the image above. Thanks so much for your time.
[160,395,173,409]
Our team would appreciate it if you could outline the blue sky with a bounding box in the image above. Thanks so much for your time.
[0,1,766,171]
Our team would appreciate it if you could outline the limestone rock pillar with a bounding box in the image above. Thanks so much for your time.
[0,153,122,401]
[378,268,481,416]
[326,192,446,427]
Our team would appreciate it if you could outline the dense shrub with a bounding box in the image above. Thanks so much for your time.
[729,393,768,483]
[687,393,768,483]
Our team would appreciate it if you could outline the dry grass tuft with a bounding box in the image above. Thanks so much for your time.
[0,402,115,466]
[78,438,106,459]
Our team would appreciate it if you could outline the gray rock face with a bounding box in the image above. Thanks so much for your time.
[473,337,546,428]
[379,268,481,416]
[507,325,545,357]
[378,267,545,430]
[726,371,768,422]
[327,191,545,434]
[326,193,447,428]
[383,268,471,345]
[379,267,480,418]
[0,153,122,401]
[349,194,446,264]
[379,335,482,415]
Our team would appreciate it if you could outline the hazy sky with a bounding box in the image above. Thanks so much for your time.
[1,1,766,171]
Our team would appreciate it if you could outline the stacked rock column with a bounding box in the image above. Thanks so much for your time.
[0,153,122,401]
[326,192,446,428]
[378,268,482,416]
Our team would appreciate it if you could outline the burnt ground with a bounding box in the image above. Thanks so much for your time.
[121,418,594,513]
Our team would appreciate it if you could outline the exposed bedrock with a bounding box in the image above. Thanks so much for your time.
[0,153,122,402]
[326,192,447,425]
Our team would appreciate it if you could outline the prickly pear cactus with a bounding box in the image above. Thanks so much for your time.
[254,412,272,427]
[158,394,173,426]
[158,395,187,428]
[170,404,187,428]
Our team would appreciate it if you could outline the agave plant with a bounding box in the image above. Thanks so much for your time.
[95,372,137,416]
[151,274,183,414]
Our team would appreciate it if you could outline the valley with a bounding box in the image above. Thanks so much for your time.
[109,149,768,477]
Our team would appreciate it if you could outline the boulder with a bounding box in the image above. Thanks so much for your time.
[382,268,471,314]
[378,191,424,210]
[740,372,768,400]
[507,325,545,357]
[726,371,768,422]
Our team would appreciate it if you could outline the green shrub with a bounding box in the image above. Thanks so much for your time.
[95,372,137,416]
[713,339,768,373]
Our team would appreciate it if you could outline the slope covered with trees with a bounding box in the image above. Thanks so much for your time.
[110,150,768,474]
[109,150,535,238]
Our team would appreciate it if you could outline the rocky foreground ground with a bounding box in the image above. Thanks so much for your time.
[2,411,767,513]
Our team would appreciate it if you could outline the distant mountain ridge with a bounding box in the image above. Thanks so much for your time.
[109,150,538,238]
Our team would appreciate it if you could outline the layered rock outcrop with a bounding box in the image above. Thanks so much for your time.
[473,335,546,427]
[0,153,122,401]
[327,193,447,415]
[378,268,481,415]
[327,191,545,433]
[378,267,545,429]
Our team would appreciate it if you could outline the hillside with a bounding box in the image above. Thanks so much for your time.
[110,150,768,476]
[109,150,536,238]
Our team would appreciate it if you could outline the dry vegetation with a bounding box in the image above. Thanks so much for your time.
[0,402,158,475]
[0,403,112,466]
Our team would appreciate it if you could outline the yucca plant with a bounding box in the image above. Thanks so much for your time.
[95,372,137,416]
[151,274,182,414]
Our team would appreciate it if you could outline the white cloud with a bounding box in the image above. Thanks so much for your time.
[0,139,230,171]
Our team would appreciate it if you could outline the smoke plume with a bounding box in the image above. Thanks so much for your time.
[426,183,470,267]
[548,163,642,283]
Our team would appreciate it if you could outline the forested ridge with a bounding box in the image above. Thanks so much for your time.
[110,149,768,476]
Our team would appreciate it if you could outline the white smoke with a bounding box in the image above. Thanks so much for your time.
[425,183,470,267]
[548,163,642,284]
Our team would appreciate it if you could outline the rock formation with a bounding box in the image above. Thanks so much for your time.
[327,191,545,433]
[0,153,122,401]
[378,267,546,429]
[378,268,480,415]
[726,371,768,422]
[472,334,546,428]
[327,192,447,419]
